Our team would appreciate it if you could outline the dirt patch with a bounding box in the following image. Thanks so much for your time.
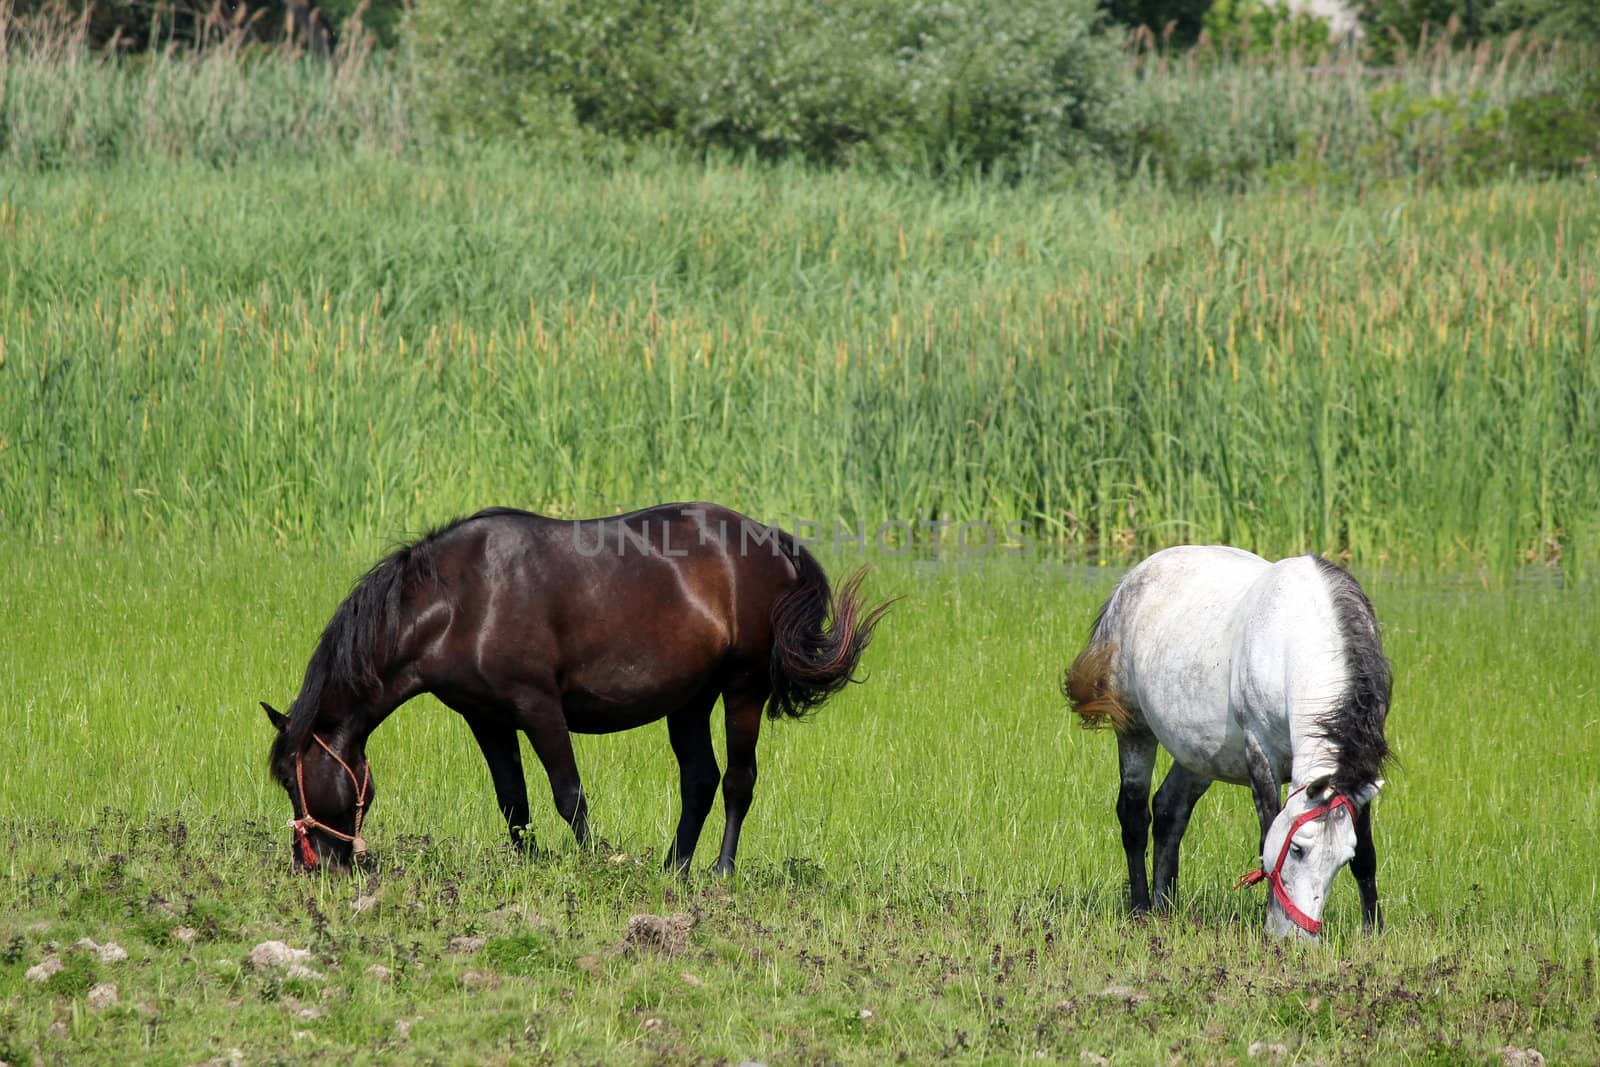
[616,913,696,957]
[249,941,310,970]
[25,957,64,983]
[75,938,127,963]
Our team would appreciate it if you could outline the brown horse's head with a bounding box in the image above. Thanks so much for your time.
[263,703,375,873]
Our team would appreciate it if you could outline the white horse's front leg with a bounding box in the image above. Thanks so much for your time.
[1351,800,1382,931]
[1243,733,1283,848]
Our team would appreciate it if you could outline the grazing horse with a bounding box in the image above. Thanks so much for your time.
[263,503,889,875]
[1064,546,1392,940]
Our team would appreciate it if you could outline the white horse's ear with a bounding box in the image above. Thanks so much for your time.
[1352,779,1384,808]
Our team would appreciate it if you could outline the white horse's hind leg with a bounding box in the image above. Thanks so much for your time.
[1150,763,1212,911]
[1115,732,1158,914]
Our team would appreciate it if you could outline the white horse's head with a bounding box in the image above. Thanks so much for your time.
[1259,780,1382,941]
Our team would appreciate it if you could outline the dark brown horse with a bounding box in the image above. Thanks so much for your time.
[263,503,889,874]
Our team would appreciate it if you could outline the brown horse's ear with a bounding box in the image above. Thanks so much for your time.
[261,702,290,733]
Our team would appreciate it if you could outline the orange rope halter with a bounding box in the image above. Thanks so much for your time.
[289,733,370,869]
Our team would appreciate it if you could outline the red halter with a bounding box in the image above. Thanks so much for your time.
[289,733,370,869]
[1233,785,1353,936]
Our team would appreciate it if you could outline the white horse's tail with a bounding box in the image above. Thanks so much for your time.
[1064,641,1133,732]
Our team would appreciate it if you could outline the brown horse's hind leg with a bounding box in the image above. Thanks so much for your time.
[665,693,722,875]
[713,686,767,876]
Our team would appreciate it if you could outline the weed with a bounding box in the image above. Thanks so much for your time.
[43,954,97,998]
[482,932,560,976]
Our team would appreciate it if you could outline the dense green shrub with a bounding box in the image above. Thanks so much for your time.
[2,2,1593,188]
[1099,0,1213,46]
[1116,34,1594,189]
[319,0,407,47]
[1360,0,1600,61]
[1481,0,1600,40]
[1355,69,1597,182]
[1454,74,1600,177]
[1360,0,1477,56]
[407,0,1126,173]
[1202,0,1333,55]
[405,0,679,146]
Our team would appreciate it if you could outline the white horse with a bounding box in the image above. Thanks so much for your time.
[1065,546,1392,940]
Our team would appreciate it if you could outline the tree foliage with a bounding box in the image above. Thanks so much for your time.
[1360,0,1600,52]
[407,0,1126,173]
[1099,0,1214,45]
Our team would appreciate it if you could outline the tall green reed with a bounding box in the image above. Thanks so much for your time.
[1120,30,1592,187]
[0,0,417,168]
[2,156,1595,573]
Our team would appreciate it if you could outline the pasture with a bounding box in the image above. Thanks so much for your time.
[1,545,1596,1063]
[1,151,1597,1063]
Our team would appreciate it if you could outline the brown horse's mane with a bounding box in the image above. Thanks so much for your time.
[267,510,525,781]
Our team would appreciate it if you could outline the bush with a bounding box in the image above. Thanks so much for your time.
[1360,0,1600,61]
[1360,0,1477,58]
[1116,30,1592,190]
[1351,69,1598,182]
[1203,0,1334,55]
[1482,0,1600,41]
[1099,0,1213,46]
[1455,74,1600,178]
[407,0,1125,174]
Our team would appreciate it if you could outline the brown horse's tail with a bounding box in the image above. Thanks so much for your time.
[1063,642,1132,732]
[766,535,892,720]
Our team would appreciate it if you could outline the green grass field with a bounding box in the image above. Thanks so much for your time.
[1,544,1595,1064]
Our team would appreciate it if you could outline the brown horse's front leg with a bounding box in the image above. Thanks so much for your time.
[521,699,592,848]
[713,689,766,875]
[463,716,533,852]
